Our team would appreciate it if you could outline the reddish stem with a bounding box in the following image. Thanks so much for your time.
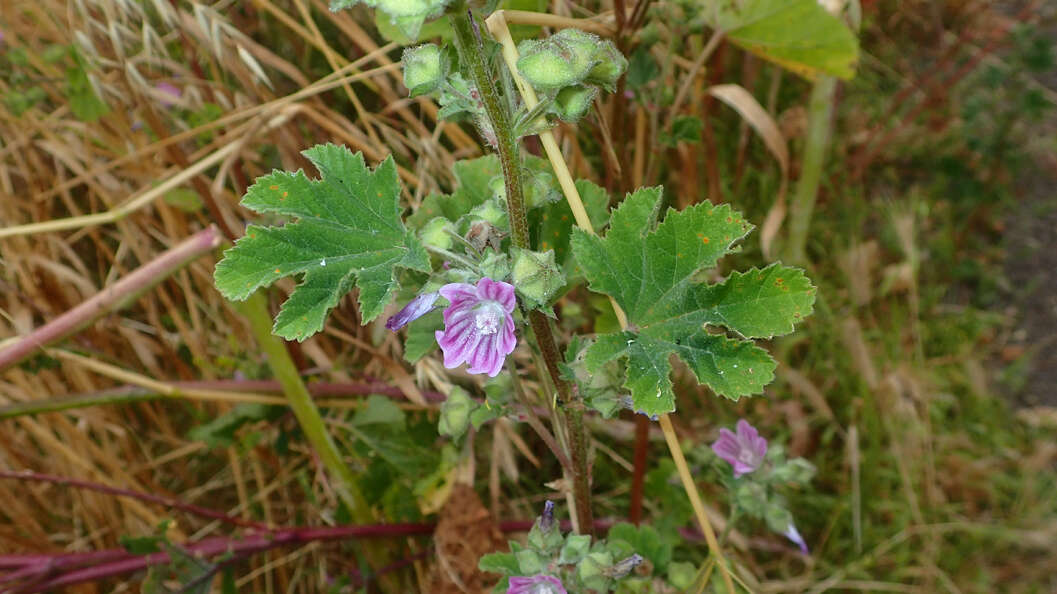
[628,415,650,525]
[0,226,222,372]
[0,470,268,530]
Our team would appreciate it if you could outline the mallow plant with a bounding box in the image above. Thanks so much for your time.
[213,0,819,591]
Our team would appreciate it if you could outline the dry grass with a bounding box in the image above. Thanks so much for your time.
[0,0,478,589]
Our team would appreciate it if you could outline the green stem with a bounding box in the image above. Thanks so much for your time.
[241,292,370,515]
[241,292,400,590]
[451,5,594,535]
[786,75,838,264]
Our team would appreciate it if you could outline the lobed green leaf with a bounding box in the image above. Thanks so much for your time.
[571,187,814,416]
[214,144,429,341]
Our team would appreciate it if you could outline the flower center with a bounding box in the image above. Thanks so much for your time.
[737,449,757,465]
[474,302,504,335]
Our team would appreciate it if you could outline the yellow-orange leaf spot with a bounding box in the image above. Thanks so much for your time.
[281,191,288,199]
[701,236,710,244]
[553,231,560,237]
[269,185,279,190]
[274,268,280,274]
[541,241,549,250]
[561,215,568,221]
[726,216,733,223]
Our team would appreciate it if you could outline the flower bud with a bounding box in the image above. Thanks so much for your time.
[385,291,439,331]
[402,43,445,97]
[438,386,476,439]
[539,500,555,532]
[585,40,628,91]
[552,84,598,122]
[511,248,565,308]
[517,29,599,90]
[420,217,453,250]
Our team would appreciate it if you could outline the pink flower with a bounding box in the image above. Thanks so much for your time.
[154,82,181,107]
[435,278,516,377]
[711,419,768,477]
[507,574,566,594]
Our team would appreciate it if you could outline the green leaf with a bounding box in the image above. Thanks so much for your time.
[626,47,660,90]
[660,115,703,146]
[693,264,815,339]
[605,522,672,572]
[66,52,109,121]
[479,552,519,574]
[214,145,429,340]
[709,0,859,80]
[407,155,500,228]
[403,309,443,363]
[187,403,284,448]
[352,394,406,426]
[533,179,610,264]
[571,187,815,416]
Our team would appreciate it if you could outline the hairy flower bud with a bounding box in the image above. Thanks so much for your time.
[517,29,598,90]
[511,248,565,308]
[539,500,555,533]
[585,41,628,91]
[402,43,445,97]
[552,84,598,122]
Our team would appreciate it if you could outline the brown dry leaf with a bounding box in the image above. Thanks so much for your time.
[427,484,506,594]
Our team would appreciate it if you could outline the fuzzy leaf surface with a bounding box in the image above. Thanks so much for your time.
[214,144,429,340]
[571,188,814,415]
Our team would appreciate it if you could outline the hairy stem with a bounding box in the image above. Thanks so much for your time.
[485,13,735,588]
[451,4,594,535]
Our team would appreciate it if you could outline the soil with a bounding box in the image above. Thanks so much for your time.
[1002,156,1057,407]
[999,7,1057,407]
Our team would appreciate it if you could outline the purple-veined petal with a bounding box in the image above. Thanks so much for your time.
[507,574,567,594]
[385,292,439,331]
[435,278,518,377]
